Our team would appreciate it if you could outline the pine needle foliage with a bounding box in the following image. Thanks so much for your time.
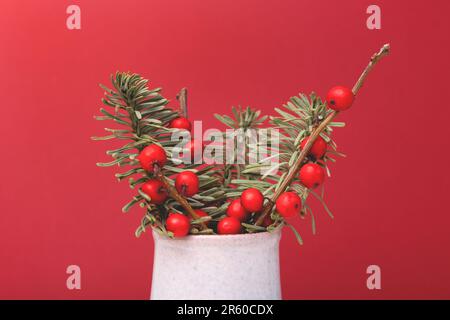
[215,93,345,238]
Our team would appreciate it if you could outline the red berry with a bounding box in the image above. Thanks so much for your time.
[170,117,192,131]
[226,199,249,221]
[184,140,204,163]
[240,188,264,212]
[326,86,354,111]
[141,179,167,204]
[175,171,199,197]
[299,163,325,189]
[138,144,167,173]
[275,192,302,218]
[166,213,190,237]
[217,217,242,235]
[300,136,327,159]
[193,209,210,226]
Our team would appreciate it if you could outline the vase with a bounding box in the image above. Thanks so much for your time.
[150,229,282,300]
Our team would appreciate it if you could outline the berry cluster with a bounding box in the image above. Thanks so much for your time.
[131,86,354,237]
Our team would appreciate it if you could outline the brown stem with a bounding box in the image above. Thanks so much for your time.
[255,111,338,226]
[352,44,390,95]
[255,43,390,226]
[154,168,208,231]
[177,88,188,117]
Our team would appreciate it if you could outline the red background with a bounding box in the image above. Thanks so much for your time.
[1,0,449,299]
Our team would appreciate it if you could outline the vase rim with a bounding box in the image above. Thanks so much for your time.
[152,227,281,242]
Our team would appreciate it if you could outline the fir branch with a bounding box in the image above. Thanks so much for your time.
[214,106,268,186]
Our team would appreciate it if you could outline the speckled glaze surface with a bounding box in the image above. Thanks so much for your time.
[150,229,282,300]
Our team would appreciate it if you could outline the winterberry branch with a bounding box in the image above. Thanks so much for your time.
[94,73,222,237]
[154,167,209,231]
[172,88,211,231]
[255,43,390,226]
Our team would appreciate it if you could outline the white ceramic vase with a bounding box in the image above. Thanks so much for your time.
[150,229,282,300]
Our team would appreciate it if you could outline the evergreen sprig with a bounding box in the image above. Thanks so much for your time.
[214,94,344,239]
[93,72,225,237]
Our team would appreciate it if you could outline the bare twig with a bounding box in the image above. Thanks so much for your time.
[352,44,390,95]
[177,88,188,117]
[255,44,390,226]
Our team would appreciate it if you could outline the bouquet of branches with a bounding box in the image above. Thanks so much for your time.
[93,44,390,244]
